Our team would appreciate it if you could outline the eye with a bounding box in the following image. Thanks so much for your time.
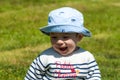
[63,36,69,39]
[51,36,57,39]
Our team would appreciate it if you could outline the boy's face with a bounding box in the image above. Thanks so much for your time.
[50,33,83,56]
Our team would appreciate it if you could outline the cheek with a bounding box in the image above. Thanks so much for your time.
[67,40,77,47]
[73,37,79,44]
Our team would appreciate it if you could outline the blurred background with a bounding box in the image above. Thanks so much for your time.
[0,0,120,80]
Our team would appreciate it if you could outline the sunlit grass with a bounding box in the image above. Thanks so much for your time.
[0,44,51,80]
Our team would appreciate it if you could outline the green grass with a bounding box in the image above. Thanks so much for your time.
[0,0,120,80]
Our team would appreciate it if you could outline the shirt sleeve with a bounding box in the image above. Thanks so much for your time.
[24,55,47,80]
[86,53,101,80]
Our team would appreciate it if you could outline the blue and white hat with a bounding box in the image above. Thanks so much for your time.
[40,7,91,37]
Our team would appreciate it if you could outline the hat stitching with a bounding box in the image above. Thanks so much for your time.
[62,29,65,32]
[71,19,76,22]
[48,17,51,23]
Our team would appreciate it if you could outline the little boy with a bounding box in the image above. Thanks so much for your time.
[25,7,101,80]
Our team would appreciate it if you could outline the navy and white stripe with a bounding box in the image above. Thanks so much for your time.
[24,47,101,80]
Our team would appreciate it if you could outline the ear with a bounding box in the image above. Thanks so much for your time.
[77,34,83,42]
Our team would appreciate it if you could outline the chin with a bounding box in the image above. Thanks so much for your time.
[59,52,71,56]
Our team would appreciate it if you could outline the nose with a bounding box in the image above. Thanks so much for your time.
[57,39,64,45]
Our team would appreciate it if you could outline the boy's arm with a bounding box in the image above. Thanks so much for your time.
[87,54,101,80]
[24,56,46,80]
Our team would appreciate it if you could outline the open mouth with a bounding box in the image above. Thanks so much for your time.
[59,47,68,51]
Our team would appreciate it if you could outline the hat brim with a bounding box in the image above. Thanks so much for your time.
[40,24,91,37]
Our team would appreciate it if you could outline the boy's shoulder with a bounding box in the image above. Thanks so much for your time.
[77,48,92,54]
[41,47,55,54]
[75,48,95,58]
[38,47,58,56]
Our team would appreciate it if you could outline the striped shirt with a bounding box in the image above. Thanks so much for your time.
[24,47,101,80]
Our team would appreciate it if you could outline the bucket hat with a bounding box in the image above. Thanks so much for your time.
[40,7,91,37]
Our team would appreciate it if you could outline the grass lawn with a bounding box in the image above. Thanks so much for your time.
[0,0,120,80]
